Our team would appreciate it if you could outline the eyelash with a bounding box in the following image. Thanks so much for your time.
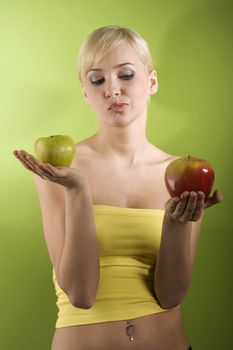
[91,73,134,85]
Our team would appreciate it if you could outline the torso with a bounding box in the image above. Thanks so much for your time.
[51,135,190,350]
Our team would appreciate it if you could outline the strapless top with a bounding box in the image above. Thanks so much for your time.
[52,204,177,328]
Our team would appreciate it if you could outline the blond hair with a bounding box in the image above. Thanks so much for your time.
[77,25,154,85]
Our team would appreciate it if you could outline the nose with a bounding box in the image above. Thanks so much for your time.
[104,81,121,99]
[105,89,121,98]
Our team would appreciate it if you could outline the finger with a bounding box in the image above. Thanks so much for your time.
[17,157,48,179]
[179,192,198,223]
[26,155,55,178]
[14,153,36,172]
[14,150,66,181]
[170,191,190,221]
[28,157,65,181]
[15,151,51,179]
[216,190,224,201]
[21,152,57,175]
[14,150,40,170]
[43,163,59,176]
[14,150,36,168]
[165,196,180,213]
[16,150,33,160]
[204,189,223,209]
[191,191,205,221]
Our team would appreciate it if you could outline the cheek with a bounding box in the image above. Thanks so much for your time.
[133,73,148,89]
[130,79,149,99]
[85,88,102,105]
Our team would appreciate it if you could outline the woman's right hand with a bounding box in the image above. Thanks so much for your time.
[13,150,89,191]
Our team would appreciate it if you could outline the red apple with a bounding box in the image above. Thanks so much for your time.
[164,155,215,199]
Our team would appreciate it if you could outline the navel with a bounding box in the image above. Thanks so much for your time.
[126,320,135,341]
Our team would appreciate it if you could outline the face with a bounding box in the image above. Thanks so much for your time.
[81,42,158,126]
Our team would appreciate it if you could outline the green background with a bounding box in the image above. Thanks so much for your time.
[1,0,232,349]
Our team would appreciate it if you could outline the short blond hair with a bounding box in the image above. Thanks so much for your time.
[77,25,154,85]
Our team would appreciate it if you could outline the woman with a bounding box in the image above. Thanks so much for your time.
[13,26,223,350]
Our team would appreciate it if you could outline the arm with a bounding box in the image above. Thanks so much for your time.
[154,210,204,309]
[33,175,100,309]
[60,185,100,308]
[154,189,223,309]
[14,150,100,309]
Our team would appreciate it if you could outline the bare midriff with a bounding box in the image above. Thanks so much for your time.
[51,306,190,350]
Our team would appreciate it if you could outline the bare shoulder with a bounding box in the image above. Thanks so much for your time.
[156,146,182,171]
[151,151,183,210]
[75,136,95,154]
[147,145,182,169]
[164,154,182,165]
[71,136,99,165]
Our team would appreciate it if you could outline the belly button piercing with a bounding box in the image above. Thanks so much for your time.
[126,324,134,341]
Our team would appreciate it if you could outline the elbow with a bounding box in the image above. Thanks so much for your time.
[155,286,188,310]
[58,268,100,309]
[156,292,182,309]
[68,290,95,309]
[159,299,181,310]
[58,283,94,309]
[70,296,94,309]
[68,283,99,309]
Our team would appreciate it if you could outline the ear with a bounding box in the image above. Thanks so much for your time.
[149,70,158,96]
[82,86,90,105]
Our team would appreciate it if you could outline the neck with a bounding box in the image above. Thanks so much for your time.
[92,129,152,166]
[91,107,155,166]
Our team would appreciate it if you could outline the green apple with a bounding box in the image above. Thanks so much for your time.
[35,135,76,166]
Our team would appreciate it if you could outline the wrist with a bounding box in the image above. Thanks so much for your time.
[163,211,191,228]
[64,182,91,195]
[162,211,193,240]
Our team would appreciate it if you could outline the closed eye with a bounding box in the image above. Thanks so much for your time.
[122,74,134,80]
[91,74,134,85]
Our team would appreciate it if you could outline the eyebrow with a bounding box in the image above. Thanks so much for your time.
[88,62,135,73]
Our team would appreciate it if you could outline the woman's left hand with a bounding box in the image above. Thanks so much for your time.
[164,189,224,223]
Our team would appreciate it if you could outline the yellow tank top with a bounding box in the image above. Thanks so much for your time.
[52,204,177,328]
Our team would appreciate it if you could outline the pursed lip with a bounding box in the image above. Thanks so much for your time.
[108,103,128,110]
